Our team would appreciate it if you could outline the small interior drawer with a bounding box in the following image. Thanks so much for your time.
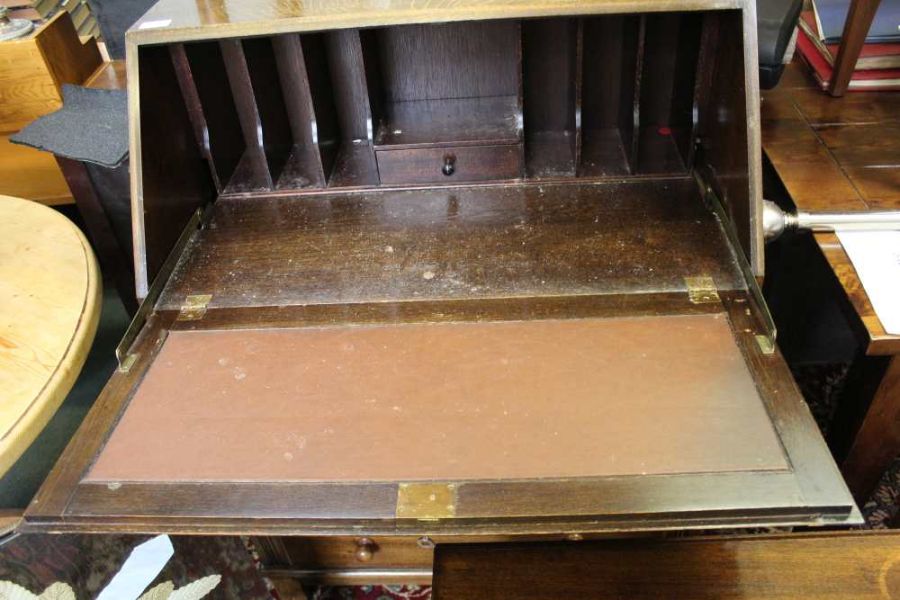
[376,144,523,185]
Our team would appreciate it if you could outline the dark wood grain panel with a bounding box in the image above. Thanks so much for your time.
[300,33,341,178]
[523,18,578,177]
[158,178,745,311]
[579,129,629,177]
[636,126,685,174]
[432,532,900,600]
[522,19,577,133]
[170,44,214,184]
[219,38,274,190]
[166,293,720,333]
[695,10,754,267]
[525,131,577,178]
[272,34,326,188]
[637,12,701,173]
[68,482,398,520]
[181,41,245,192]
[723,294,856,513]
[639,13,682,128]
[580,15,641,176]
[242,37,293,182]
[374,96,521,149]
[135,45,215,283]
[323,29,379,186]
[686,12,719,167]
[328,141,380,188]
[374,21,520,103]
[324,29,373,141]
[376,144,522,184]
[668,12,703,165]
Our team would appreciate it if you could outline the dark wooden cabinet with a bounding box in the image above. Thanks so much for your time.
[25,0,858,585]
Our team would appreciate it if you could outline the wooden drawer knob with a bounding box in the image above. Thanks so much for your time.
[355,537,376,562]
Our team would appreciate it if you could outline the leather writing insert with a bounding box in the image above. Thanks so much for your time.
[88,313,788,482]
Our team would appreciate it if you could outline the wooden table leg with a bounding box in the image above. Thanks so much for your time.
[830,0,882,97]
[841,355,900,500]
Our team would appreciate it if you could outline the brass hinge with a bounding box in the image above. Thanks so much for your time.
[684,276,720,304]
[177,294,212,321]
[118,352,139,373]
[755,334,776,355]
[692,171,777,354]
[116,205,211,367]
[396,483,458,520]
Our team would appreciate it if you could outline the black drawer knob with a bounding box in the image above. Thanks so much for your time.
[442,155,456,176]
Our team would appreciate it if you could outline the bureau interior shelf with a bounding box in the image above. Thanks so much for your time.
[156,177,744,312]
[374,96,521,149]
[147,10,718,195]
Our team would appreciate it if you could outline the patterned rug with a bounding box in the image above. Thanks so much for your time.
[306,586,431,600]
[0,535,271,599]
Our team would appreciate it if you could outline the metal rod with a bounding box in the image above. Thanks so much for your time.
[763,201,900,240]
[796,211,900,231]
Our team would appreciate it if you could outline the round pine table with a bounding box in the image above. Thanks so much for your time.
[0,195,100,477]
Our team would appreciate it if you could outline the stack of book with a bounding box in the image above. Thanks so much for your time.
[0,0,100,39]
[797,0,900,91]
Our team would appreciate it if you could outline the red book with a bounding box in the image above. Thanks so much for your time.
[796,29,900,91]
[799,11,900,70]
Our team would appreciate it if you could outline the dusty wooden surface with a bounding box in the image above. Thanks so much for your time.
[0,195,100,477]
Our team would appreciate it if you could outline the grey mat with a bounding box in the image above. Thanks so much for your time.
[87,0,157,60]
[11,85,128,168]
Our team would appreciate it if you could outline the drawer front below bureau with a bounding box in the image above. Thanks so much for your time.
[376,144,523,185]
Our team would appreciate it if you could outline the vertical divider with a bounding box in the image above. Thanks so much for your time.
[300,34,341,182]
[522,18,578,178]
[325,29,374,142]
[177,41,245,194]
[627,15,646,173]
[515,20,525,176]
[241,37,293,185]
[574,19,584,174]
[169,44,221,191]
[686,13,719,168]
[219,39,274,191]
[637,13,701,174]
[272,34,326,188]
[579,16,640,177]
[324,29,380,187]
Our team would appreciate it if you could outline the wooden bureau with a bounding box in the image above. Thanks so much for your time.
[25,0,860,586]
